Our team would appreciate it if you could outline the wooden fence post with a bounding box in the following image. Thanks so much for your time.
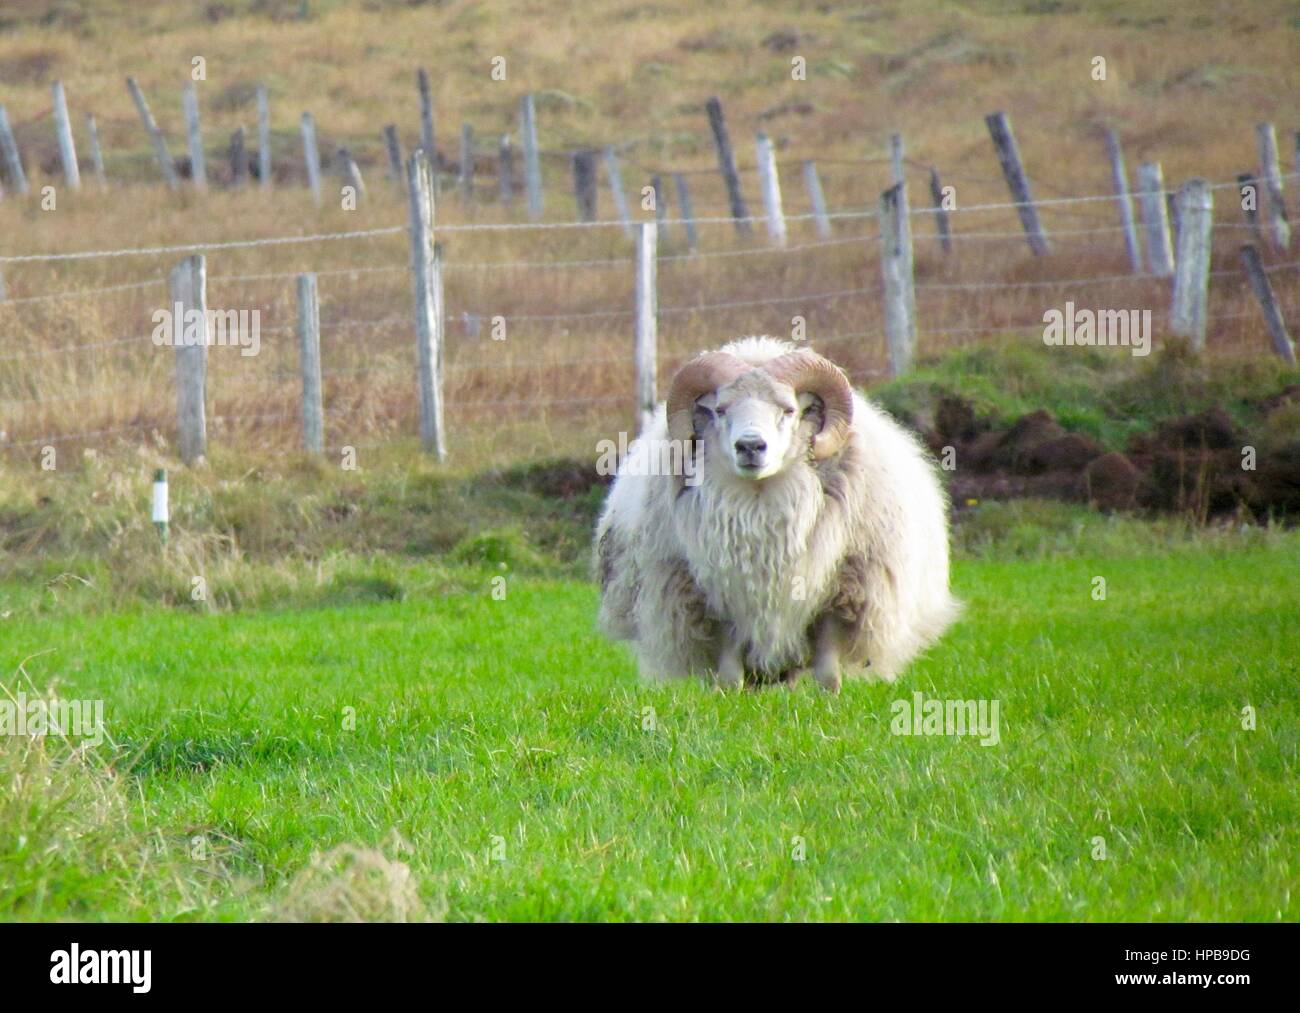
[802,160,831,239]
[458,123,474,203]
[383,124,403,183]
[520,93,542,220]
[84,114,107,187]
[229,126,247,187]
[257,84,271,189]
[182,83,205,189]
[0,106,28,195]
[51,81,81,190]
[406,150,446,460]
[651,173,669,242]
[573,149,598,221]
[673,171,698,254]
[1257,122,1291,250]
[169,255,208,466]
[984,110,1048,256]
[296,272,324,453]
[338,147,365,202]
[706,96,750,237]
[888,132,905,187]
[604,146,632,237]
[928,167,951,253]
[1102,126,1141,272]
[1237,173,1262,243]
[1240,243,1297,365]
[126,77,179,190]
[756,132,786,247]
[498,134,514,205]
[300,112,322,205]
[879,183,916,377]
[1135,162,1174,276]
[417,68,436,162]
[1169,179,1213,351]
[634,221,658,435]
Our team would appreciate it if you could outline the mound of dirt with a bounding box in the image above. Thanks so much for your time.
[919,396,1300,521]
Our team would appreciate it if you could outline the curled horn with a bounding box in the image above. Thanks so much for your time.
[764,349,854,459]
[665,351,749,445]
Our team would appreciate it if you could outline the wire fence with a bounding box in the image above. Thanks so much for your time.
[1,163,1296,464]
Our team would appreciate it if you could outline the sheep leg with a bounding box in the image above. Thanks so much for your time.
[715,632,745,690]
[811,615,843,694]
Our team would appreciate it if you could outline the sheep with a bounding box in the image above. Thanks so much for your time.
[595,336,959,692]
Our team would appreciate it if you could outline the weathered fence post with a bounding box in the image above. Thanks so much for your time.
[406,150,446,460]
[673,172,698,254]
[1238,173,1262,243]
[182,83,205,189]
[1169,179,1213,351]
[651,174,669,242]
[498,134,514,205]
[51,81,81,190]
[519,93,542,220]
[634,221,658,435]
[229,126,247,186]
[417,68,436,162]
[169,255,208,466]
[126,77,179,190]
[338,147,365,202]
[802,160,831,239]
[1257,122,1291,250]
[458,123,474,203]
[1102,126,1141,272]
[879,183,916,377]
[755,132,786,247]
[296,272,324,453]
[573,149,598,221]
[706,96,750,237]
[1135,162,1174,277]
[84,114,107,187]
[256,84,271,189]
[604,146,632,237]
[0,106,28,195]
[888,132,905,187]
[984,110,1048,256]
[383,124,403,184]
[928,167,951,253]
[1240,243,1297,365]
[300,112,322,205]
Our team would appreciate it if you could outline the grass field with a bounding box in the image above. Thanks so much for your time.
[4,530,1297,921]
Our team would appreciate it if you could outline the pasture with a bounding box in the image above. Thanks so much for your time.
[3,505,1297,921]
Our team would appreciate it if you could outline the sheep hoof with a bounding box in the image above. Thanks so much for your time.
[813,666,841,694]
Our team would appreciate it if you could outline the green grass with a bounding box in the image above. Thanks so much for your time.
[3,534,1297,921]
[873,341,1300,451]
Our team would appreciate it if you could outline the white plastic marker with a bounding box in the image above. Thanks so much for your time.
[152,469,169,542]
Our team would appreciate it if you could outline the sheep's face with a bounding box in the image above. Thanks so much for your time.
[694,370,820,481]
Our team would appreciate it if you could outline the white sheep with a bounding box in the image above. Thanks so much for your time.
[595,336,958,691]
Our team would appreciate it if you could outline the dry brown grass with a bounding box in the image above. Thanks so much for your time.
[0,0,1296,471]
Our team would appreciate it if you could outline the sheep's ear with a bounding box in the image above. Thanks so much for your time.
[692,403,714,439]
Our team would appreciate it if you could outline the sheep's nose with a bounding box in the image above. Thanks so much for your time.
[735,435,767,455]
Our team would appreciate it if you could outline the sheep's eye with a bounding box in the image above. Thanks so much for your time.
[714,407,727,416]
[782,407,795,417]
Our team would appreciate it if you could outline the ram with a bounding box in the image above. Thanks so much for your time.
[595,336,958,692]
